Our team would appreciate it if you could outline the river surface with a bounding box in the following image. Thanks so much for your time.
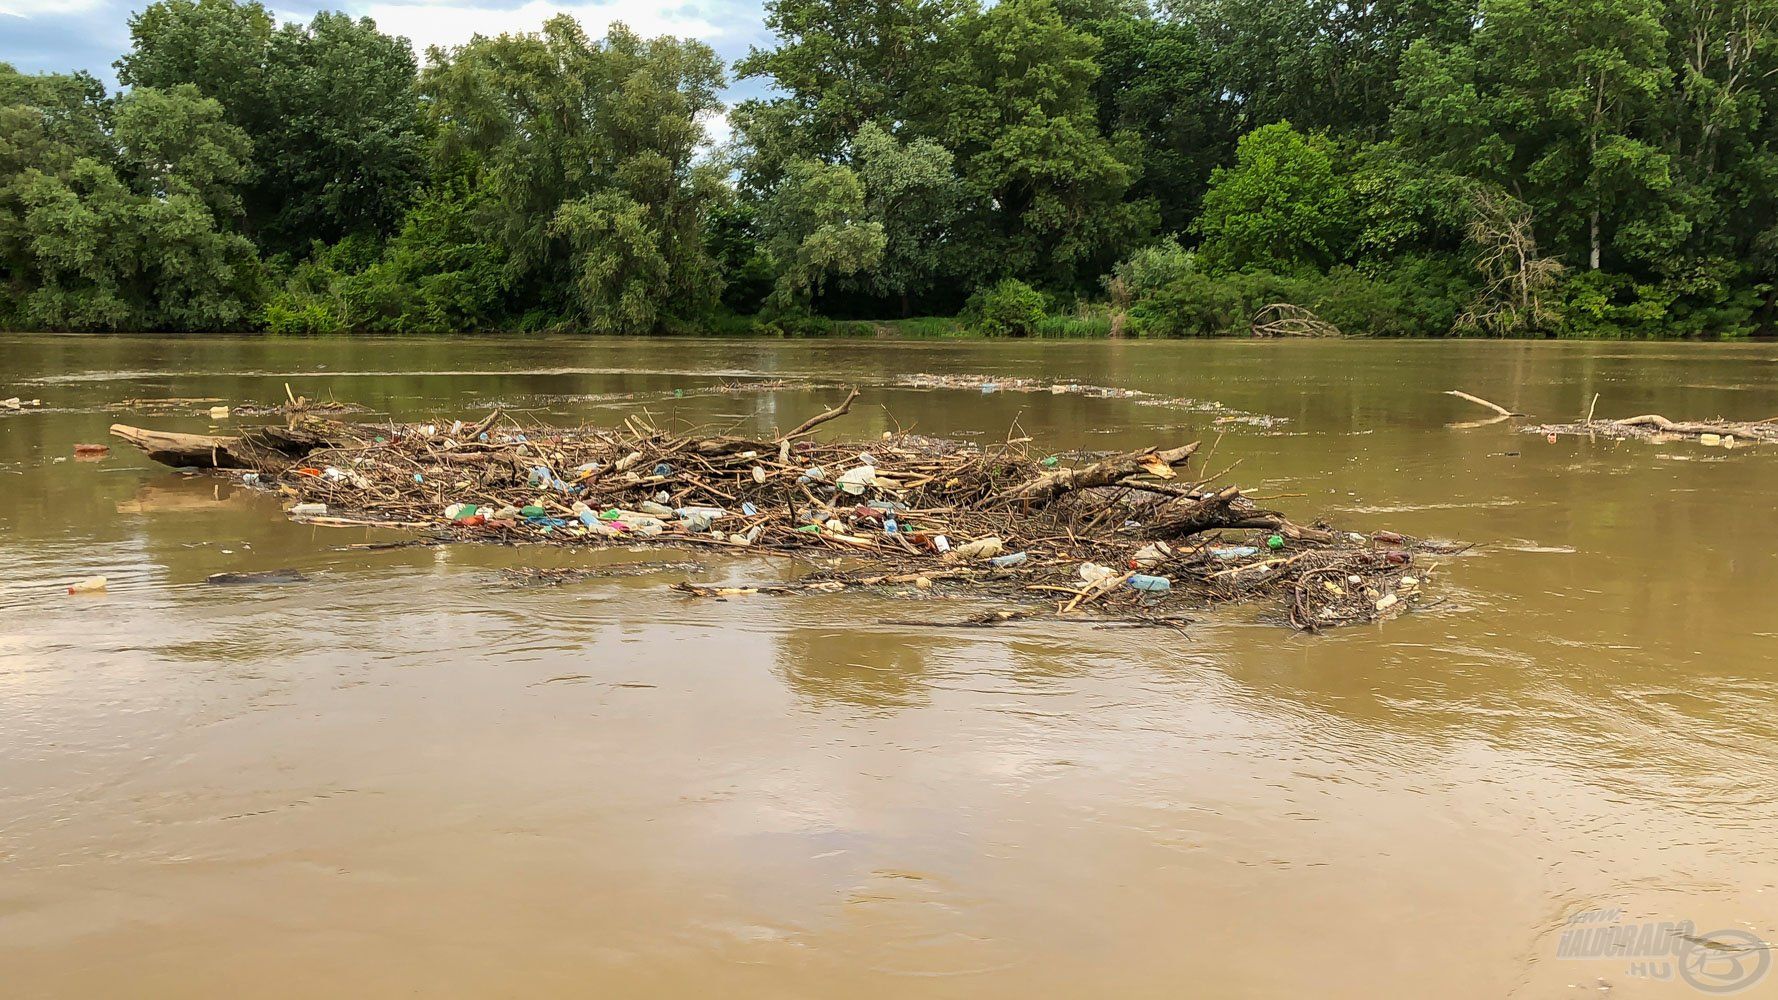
[2,335,1776,998]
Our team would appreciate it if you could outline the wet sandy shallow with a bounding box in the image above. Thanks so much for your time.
[3,336,1777,997]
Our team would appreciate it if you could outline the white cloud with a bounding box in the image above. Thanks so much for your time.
[0,0,104,17]
[362,0,726,56]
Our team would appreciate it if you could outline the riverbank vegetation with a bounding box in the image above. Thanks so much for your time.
[6,0,1778,337]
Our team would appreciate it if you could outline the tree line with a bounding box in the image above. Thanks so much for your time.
[5,0,1778,337]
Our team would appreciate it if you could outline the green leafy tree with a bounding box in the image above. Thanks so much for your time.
[550,193,673,332]
[1194,122,1358,273]
[962,277,1048,334]
[1172,0,1475,135]
[118,0,426,251]
[115,0,274,124]
[423,18,727,327]
[734,0,964,170]
[931,0,1150,287]
[112,84,251,218]
[1088,12,1225,231]
[257,13,427,248]
[0,67,258,331]
[1107,236,1196,302]
[1394,0,1675,270]
[852,122,967,313]
[760,158,886,310]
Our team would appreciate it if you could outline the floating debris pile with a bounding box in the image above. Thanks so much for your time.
[1531,413,1776,447]
[109,391,1456,630]
[897,372,1285,426]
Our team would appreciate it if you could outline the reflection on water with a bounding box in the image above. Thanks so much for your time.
[2,334,1777,997]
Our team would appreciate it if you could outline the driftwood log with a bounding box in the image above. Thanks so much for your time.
[995,442,1200,508]
[1140,483,1335,543]
[110,422,340,469]
[1532,411,1778,444]
[1611,414,1776,439]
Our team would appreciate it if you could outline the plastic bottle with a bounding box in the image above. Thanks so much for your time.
[1131,541,1172,568]
[883,517,898,534]
[989,551,1028,567]
[1209,545,1259,560]
[1128,574,1172,593]
[67,576,108,594]
[290,503,327,517]
[837,466,875,495]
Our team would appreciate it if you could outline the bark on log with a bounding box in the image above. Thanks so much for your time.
[110,422,341,470]
[1142,485,1246,538]
[995,442,1200,508]
[1139,484,1336,543]
[109,425,252,469]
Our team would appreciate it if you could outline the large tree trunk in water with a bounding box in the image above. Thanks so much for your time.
[111,422,340,470]
[109,426,252,469]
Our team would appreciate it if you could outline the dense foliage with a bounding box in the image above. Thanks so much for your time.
[8,0,1778,336]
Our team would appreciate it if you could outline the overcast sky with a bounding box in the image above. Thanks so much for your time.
[1,0,776,120]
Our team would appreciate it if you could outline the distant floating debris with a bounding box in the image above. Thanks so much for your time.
[896,372,1287,426]
[1530,413,1774,447]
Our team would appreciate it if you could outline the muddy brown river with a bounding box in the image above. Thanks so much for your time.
[2,335,1776,997]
